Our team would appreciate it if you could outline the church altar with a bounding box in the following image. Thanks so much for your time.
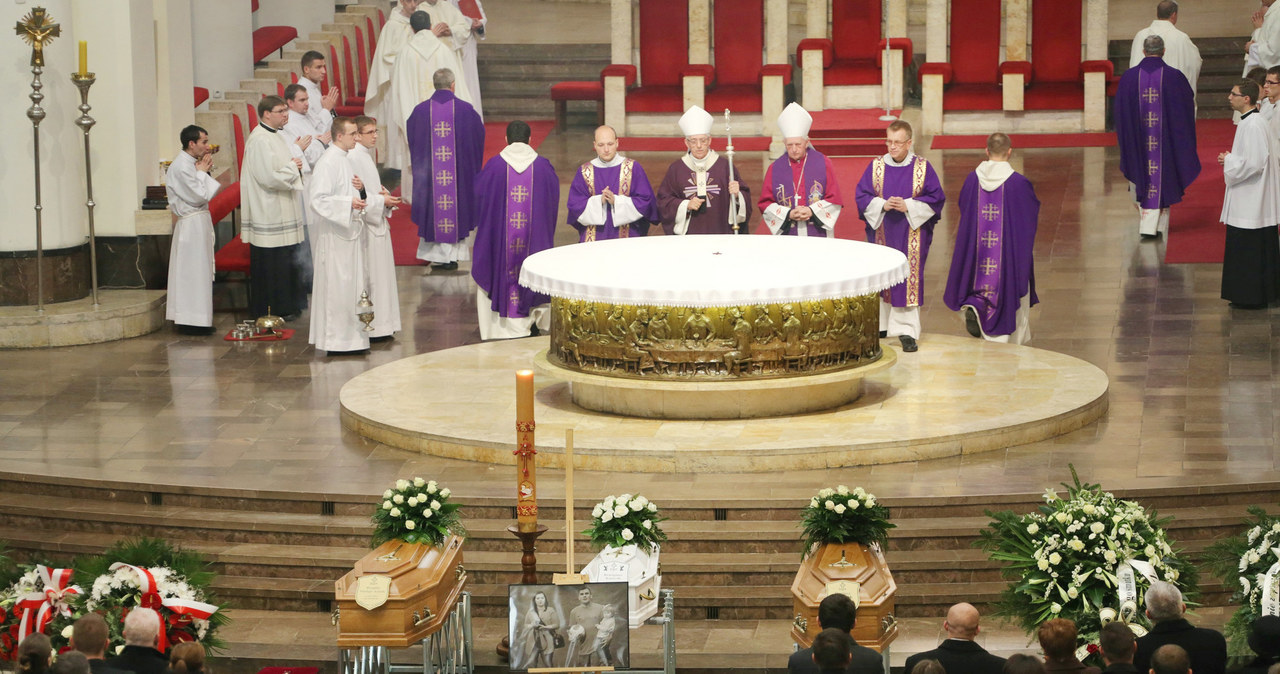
[519,235,908,418]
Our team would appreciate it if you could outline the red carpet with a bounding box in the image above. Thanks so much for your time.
[618,136,773,152]
[929,133,1117,149]
[390,120,556,266]
[1165,119,1233,264]
[809,109,902,135]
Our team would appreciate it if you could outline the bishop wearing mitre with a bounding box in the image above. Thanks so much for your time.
[657,106,750,235]
[758,102,842,237]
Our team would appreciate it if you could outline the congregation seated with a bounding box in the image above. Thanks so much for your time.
[904,603,1007,674]
[17,634,52,674]
[1099,621,1138,674]
[1006,654,1048,674]
[1040,619,1100,674]
[913,660,947,674]
[106,609,169,674]
[811,628,854,674]
[51,653,91,674]
[167,643,206,674]
[787,594,884,674]
[71,614,128,674]
[1133,582,1226,674]
[1228,616,1280,674]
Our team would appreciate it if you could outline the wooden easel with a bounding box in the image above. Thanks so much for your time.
[553,429,590,586]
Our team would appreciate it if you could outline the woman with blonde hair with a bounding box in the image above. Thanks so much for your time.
[168,642,206,674]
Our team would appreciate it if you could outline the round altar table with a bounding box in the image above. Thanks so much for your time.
[518,235,909,419]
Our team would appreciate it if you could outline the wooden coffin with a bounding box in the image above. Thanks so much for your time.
[334,536,467,647]
[790,542,898,651]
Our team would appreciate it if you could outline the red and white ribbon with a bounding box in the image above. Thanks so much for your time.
[109,563,219,653]
[16,566,81,641]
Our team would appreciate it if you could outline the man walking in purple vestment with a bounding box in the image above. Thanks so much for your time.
[566,125,659,242]
[943,133,1040,345]
[854,120,945,353]
[1114,35,1200,240]
[408,67,485,271]
[473,121,559,339]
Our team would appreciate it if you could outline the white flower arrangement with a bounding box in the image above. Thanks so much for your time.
[800,485,894,555]
[371,476,464,547]
[582,494,667,550]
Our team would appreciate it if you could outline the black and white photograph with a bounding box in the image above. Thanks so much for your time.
[507,582,630,671]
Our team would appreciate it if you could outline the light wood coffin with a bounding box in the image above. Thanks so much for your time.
[790,542,898,651]
[335,536,466,647]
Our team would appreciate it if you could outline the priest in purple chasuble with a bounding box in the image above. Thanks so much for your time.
[472,121,558,340]
[657,106,751,235]
[1114,34,1200,240]
[854,120,945,353]
[758,103,843,237]
[943,133,1040,345]
[407,68,485,270]
[567,125,659,242]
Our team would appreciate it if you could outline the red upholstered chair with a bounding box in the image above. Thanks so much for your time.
[194,87,209,108]
[340,34,365,111]
[797,0,910,110]
[329,43,364,118]
[354,26,369,95]
[1024,0,1083,110]
[213,113,250,308]
[551,81,605,128]
[606,0,690,114]
[704,0,791,115]
[918,0,1005,112]
[366,16,378,60]
[252,26,298,64]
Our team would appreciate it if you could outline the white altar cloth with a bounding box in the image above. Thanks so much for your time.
[519,235,909,307]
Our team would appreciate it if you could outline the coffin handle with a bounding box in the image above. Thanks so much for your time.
[331,607,340,626]
[413,608,435,626]
[793,614,808,634]
[881,613,897,635]
[639,588,655,601]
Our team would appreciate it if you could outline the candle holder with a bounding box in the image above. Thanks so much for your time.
[71,72,99,307]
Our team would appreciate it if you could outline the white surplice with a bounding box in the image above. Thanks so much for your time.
[350,143,402,337]
[1129,21,1203,94]
[451,0,487,119]
[1250,3,1280,70]
[420,0,474,59]
[281,110,325,253]
[364,9,414,121]
[298,77,333,139]
[307,145,383,352]
[164,151,223,327]
[241,124,305,248]
[575,155,647,229]
[1222,110,1280,230]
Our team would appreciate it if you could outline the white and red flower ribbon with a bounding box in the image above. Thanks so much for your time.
[108,563,219,653]
[16,566,81,641]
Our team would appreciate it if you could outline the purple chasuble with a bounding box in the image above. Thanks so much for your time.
[408,90,485,243]
[565,159,660,242]
[656,156,752,235]
[768,149,830,237]
[854,156,946,307]
[943,171,1040,337]
[473,151,559,318]
[1114,57,1200,208]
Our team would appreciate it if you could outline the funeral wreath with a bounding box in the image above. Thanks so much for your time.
[582,493,668,550]
[799,485,894,556]
[371,477,465,548]
[977,469,1198,665]
[1205,505,1280,656]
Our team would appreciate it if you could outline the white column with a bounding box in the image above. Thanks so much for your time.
[688,0,710,64]
[925,0,947,62]
[922,74,944,134]
[1005,0,1027,61]
[806,0,826,39]
[886,0,907,37]
[154,0,195,165]
[1084,0,1107,61]
[0,0,85,252]
[191,0,253,101]
[611,0,632,65]
[765,0,787,64]
[802,51,825,111]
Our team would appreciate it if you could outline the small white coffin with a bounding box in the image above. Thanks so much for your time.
[580,543,662,628]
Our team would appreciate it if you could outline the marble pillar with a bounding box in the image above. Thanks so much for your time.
[683,75,706,111]
[1002,73,1025,111]
[806,0,826,39]
[1005,0,1027,61]
[611,0,631,65]
[765,0,787,65]
[886,49,905,109]
[763,74,785,139]
[886,0,907,37]
[925,0,947,63]
[1084,72,1105,130]
[605,76,628,135]
[802,50,825,111]
[922,74,944,134]
[688,0,710,65]
[1085,0,1107,61]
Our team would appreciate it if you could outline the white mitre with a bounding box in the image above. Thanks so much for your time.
[776,102,813,138]
[678,106,714,137]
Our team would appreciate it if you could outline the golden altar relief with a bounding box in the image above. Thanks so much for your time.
[548,294,882,380]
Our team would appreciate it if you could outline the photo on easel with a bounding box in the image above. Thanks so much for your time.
[507,582,631,671]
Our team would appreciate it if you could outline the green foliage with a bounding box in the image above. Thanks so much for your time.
[1204,505,1280,656]
[799,485,894,556]
[370,477,465,548]
[581,494,668,551]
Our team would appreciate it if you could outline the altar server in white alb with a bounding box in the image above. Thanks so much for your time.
[452,0,487,118]
[1219,79,1280,308]
[364,0,421,127]
[1129,1,1202,95]
[241,95,308,320]
[350,115,403,340]
[299,51,340,132]
[758,103,842,237]
[308,117,385,354]
[165,125,228,335]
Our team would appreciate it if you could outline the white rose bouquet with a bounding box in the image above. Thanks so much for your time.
[1205,506,1280,656]
[799,485,894,556]
[977,468,1197,666]
[581,494,667,550]
[371,477,464,547]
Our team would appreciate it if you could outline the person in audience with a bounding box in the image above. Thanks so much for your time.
[471,120,557,340]
[51,653,90,674]
[298,50,339,132]
[1007,654,1049,674]
[1149,646,1191,674]
[1134,582,1226,674]
[759,102,842,238]
[913,661,948,674]
[904,602,1006,674]
[71,614,127,674]
[17,633,52,674]
[1100,621,1138,674]
[106,608,169,674]
[164,124,229,335]
[1039,619,1100,674]
[1230,615,1280,674]
[167,642,205,674]
[1129,1,1201,94]
[943,132,1039,345]
[656,105,751,236]
[1218,79,1280,309]
[788,593,884,674]
[812,628,854,674]
[1114,35,1200,241]
[854,119,946,353]
[350,115,403,340]
[566,125,659,242]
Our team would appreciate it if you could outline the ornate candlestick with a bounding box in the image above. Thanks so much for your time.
[71,72,99,307]
[16,8,61,313]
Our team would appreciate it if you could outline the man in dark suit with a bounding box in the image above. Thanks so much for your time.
[69,614,129,674]
[789,594,885,674]
[1100,621,1139,674]
[1133,581,1226,674]
[903,603,1006,674]
[105,608,169,674]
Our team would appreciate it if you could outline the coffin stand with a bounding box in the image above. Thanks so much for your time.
[790,542,898,651]
[335,536,468,647]
[581,543,662,629]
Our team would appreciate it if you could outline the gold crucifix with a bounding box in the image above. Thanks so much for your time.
[15,8,61,67]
